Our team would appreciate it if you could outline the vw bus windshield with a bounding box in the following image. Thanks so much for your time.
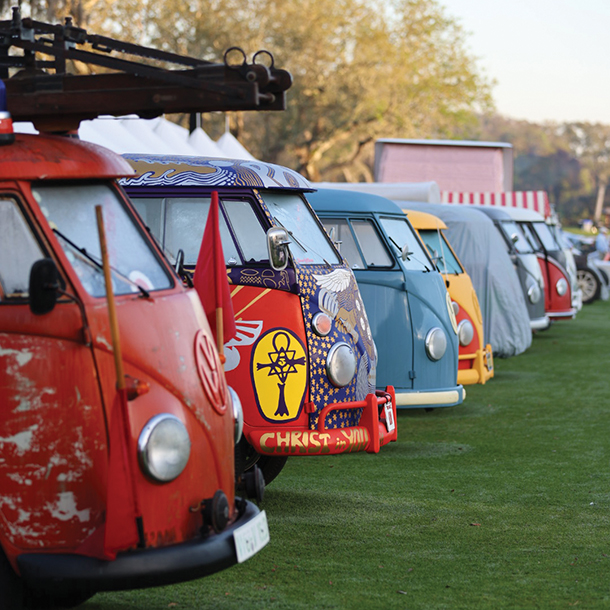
[131,196,267,267]
[500,221,534,254]
[378,217,432,271]
[0,197,46,299]
[262,192,340,265]
[320,218,365,269]
[32,183,172,297]
[418,230,463,274]
[532,222,560,252]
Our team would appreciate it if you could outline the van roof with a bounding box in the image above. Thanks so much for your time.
[120,154,312,191]
[402,208,448,231]
[0,134,134,180]
[492,206,546,222]
[308,187,405,216]
[470,206,513,221]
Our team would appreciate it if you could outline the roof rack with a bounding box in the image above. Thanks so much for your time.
[0,7,292,131]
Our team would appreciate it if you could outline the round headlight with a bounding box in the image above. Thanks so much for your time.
[138,414,191,483]
[326,342,357,387]
[425,327,447,361]
[312,312,332,337]
[452,301,459,317]
[229,386,244,444]
[457,319,474,347]
[556,278,568,296]
[527,281,541,304]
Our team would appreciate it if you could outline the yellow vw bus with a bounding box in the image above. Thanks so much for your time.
[405,209,494,385]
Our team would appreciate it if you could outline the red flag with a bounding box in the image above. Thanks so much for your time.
[103,388,140,560]
[193,191,236,346]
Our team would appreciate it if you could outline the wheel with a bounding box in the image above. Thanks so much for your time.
[577,268,601,304]
[24,590,94,609]
[0,547,25,610]
[256,455,289,486]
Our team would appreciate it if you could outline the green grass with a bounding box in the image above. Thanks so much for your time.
[84,300,610,609]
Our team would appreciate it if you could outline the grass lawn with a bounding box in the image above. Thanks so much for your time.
[85,299,610,610]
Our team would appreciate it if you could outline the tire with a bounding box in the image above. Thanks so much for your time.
[24,590,94,609]
[256,455,289,486]
[0,547,25,610]
[577,268,601,304]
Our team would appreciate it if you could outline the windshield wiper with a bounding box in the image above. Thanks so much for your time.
[53,228,150,298]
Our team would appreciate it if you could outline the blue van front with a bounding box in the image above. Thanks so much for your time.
[310,189,464,409]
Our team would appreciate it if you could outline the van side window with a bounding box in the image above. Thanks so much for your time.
[320,218,365,269]
[0,197,45,299]
[350,220,393,268]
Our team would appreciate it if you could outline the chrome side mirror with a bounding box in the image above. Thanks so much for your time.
[511,233,519,244]
[29,258,60,315]
[400,243,412,261]
[267,227,291,271]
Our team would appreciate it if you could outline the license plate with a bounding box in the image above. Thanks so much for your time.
[234,509,270,563]
[384,401,396,433]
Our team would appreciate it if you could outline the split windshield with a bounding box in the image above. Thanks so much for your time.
[500,221,534,254]
[378,216,432,271]
[32,183,172,297]
[418,230,463,274]
[262,192,340,265]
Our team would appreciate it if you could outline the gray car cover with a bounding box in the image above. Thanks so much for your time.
[401,202,532,358]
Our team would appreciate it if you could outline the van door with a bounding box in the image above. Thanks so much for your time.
[377,215,458,391]
[0,193,107,552]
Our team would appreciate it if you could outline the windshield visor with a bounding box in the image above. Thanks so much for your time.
[33,183,172,297]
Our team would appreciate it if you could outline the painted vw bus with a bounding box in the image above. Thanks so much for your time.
[309,189,464,409]
[502,207,579,319]
[121,156,397,484]
[404,209,494,385]
[475,207,551,330]
[0,116,270,609]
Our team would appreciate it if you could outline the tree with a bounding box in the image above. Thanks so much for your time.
[38,0,491,181]
[562,122,610,223]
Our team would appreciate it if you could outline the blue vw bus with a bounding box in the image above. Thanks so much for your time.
[309,188,464,409]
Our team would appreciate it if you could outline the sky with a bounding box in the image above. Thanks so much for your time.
[440,0,610,124]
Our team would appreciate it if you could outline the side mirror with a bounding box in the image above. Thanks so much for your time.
[175,248,185,275]
[511,233,519,244]
[29,258,60,315]
[174,248,193,288]
[267,227,291,271]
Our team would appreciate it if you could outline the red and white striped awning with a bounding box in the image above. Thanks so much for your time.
[441,191,551,218]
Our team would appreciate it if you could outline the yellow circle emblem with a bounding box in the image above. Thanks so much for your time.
[251,328,308,423]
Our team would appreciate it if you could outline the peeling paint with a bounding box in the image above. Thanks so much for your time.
[46,492,90,523]
[0,424,39,454]
[95,335,113,351]
[0,347,33,367]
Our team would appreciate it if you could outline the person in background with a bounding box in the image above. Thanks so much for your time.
[594,226,610,261]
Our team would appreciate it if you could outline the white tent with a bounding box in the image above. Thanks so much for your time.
[216,131,257,160]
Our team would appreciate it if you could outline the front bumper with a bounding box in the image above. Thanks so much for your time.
[547,308,576,320]
[458,344,494,385]
[531,315,551,331]
[394,384,464,409]
[247,388,398,455]
[17,500,265,595]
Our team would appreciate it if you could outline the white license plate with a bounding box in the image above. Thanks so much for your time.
[384,401,396,433]
[234,509,270,563]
